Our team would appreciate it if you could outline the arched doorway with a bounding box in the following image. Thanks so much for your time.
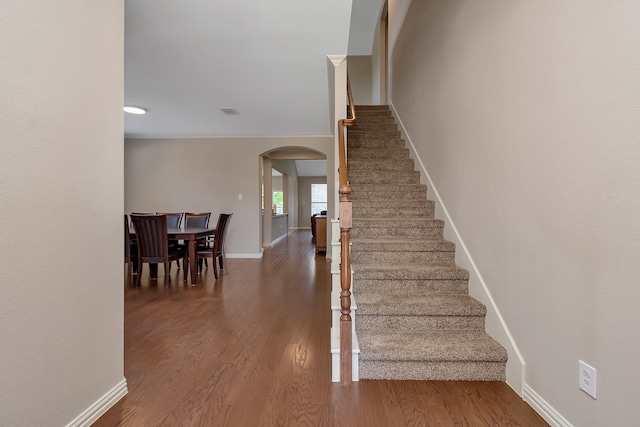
[259,147,328,250]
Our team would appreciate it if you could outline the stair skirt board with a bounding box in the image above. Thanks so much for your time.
[334,104,510,385]
[388,102,526,392]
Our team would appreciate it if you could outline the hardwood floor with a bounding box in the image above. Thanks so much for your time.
[95,231,548,426]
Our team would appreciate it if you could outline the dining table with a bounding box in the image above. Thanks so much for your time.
[133,226,216,285]
[173,227,216,285]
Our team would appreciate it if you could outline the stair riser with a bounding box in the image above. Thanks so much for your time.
[356,314,485,332]
[348,139,405,149]
[352,117,395,125]
[359,361,506,381]
[352,251,455,265]
[354,110,391,116]
[350,174,420,186]
[349,131,401,139]
[349,159,414,171]
[351,183,425,192]
[350,123,399,132]
[353,218,442,228]
[348,148,410,159]
[352,199,431,209]
[351,227,443,239]
[352,207,434,218]
[351,189,427,200]
[354,279,469,296]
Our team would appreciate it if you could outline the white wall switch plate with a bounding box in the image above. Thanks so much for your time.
[579,360,597,399]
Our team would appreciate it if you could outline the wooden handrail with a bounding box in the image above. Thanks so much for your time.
[338,74,356,385]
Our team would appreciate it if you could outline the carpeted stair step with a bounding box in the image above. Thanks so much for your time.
[351,198,432,208]
[348,158,414,172]
[350,184,427,200]
[354,105,390,110]
[349,170,421,185]
[348,138,405,149]
[349,122,399,132]
[355,293,486,332]
[352,115,395,124]
[357,330,507,380]
[353,264,469,281]
[351,218,444,239]
[351,238,455,265]
[353,265,469,296]
[348,129,401,139]
[348,147,410,159]
[352,204,434,218]
[354,277,468,296]
[354,107,391,114]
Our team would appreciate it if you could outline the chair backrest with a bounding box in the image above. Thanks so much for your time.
[130,214,171,263]
[184,212,211,229]
[213,213,233,256]
[157,212,184,230]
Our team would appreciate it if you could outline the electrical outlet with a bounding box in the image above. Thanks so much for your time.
[579,360,597,399]
[238,193,243,200]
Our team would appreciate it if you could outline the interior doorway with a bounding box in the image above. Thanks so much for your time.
[259,147,327,250]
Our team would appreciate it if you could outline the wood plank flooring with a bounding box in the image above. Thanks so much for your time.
[95,230,548,426]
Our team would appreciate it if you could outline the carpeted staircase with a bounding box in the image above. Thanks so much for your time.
[348,105,508,380]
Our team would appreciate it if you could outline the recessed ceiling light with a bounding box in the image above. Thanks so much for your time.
[220,107,240,115]
[124,106,147,115]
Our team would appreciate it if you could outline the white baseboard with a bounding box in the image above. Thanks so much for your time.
[524,384,573,427]
[227,251,263,259]
[389,101,526,393]
[65,378,127,427]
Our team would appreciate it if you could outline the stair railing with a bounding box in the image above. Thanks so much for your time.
[338,75,356,385]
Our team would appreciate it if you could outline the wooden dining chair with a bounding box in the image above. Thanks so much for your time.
[196,213,232,279]
[130,214,188,286]
[124,214,138,287]
[184,212,211,228]
[157,212,184,270]
[185,212,212,267]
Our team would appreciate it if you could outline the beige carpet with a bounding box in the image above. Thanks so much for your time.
[349,105,507,381]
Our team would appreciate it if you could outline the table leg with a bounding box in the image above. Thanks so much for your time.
[189,239,197,285]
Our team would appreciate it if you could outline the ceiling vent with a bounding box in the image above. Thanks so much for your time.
[220,107,240,115]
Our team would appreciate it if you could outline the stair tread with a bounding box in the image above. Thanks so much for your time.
[353,264,470,280]
[357,330,508,362]
[356,293,486,316]
[352,238,455,251]
[353,218,443,227]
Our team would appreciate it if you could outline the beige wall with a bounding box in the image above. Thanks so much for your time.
[125,137,334,256]
[390,0,640,425]
[348,55,373,105]
[272,159,299,228]
[297,176,328,229]
[0,1,125,425]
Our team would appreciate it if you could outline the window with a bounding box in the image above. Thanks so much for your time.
[272,191,283,214]
[311,184,327,215]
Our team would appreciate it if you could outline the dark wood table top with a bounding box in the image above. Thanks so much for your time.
[130,227,215,240]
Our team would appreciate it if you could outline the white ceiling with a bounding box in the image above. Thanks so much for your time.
[295,160,327,177]
[124,0,384,138]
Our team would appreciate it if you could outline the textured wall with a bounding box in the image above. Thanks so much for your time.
[389,1,640,425]
[0,1,124,425]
